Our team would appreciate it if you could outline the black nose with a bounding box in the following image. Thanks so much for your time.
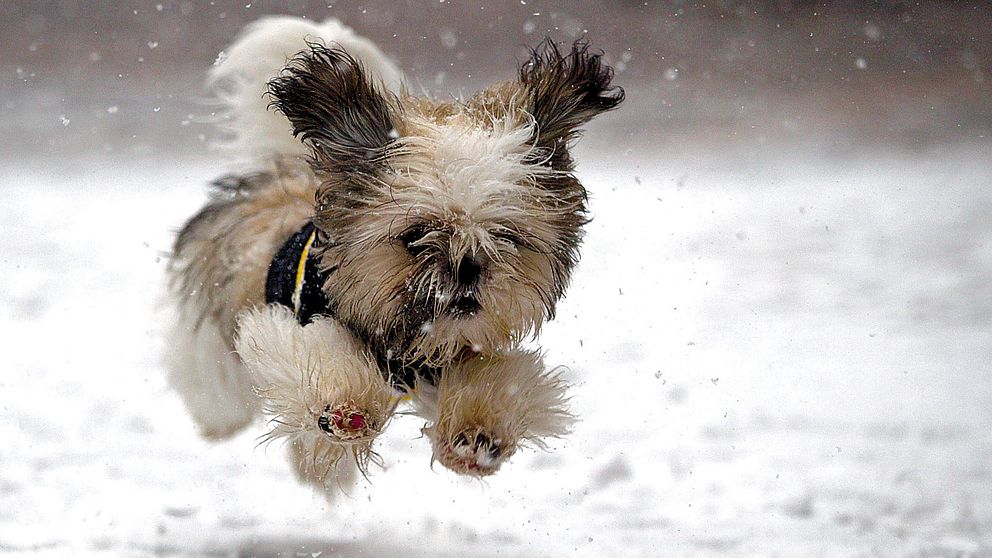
[456,256,483,286]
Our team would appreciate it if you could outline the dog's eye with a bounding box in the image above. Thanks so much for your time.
[493,232,520,245]
[492,229,526,249]
[398,225,429,252]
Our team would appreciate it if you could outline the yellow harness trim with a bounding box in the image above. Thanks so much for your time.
[291,229,317,315]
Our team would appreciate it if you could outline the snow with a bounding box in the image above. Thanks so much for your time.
[2,142,991,557]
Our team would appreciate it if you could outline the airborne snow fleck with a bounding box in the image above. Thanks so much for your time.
[439,28,458,49]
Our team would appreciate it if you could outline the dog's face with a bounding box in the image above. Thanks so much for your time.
[269,40,622,364]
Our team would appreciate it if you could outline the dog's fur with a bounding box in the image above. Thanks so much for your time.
[167,17,621,496]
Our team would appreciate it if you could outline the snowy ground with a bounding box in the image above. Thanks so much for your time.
[2,141,991,557]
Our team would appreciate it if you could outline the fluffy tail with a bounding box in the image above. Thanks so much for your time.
[207,16,403,164]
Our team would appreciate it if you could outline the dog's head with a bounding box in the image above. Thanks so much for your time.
[269,39,622,365]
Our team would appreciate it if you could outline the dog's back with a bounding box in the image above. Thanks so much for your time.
[166,18,400,439]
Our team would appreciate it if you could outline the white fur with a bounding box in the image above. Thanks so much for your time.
[166,310,259,439]
[420,349,573,475]
[391,118,557,223]
[234,304,396,495]
[208,16,404,164]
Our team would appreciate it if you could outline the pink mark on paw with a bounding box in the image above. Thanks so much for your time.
[331,409,366,432]
[320,404,373,441]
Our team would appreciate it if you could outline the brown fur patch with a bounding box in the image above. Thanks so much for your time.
[169,159,318,341]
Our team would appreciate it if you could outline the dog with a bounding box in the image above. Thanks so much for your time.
[166,16,622,497]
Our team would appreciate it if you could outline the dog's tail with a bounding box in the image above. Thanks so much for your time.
[207,16,403,164]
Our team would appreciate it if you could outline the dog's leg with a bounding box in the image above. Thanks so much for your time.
[167,313,260,439]
[234,304,396,496]
[420,349,573,476]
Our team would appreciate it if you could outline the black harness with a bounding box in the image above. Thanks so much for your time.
[265,222,440,388]
[264,221,332,325]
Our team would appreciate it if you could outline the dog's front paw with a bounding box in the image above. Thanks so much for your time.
[318,402,377,442]
[429,425,512,476]
[423,349,573,477]
[235,304,396,488]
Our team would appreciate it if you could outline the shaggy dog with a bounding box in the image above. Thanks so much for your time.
[166,16,622,496]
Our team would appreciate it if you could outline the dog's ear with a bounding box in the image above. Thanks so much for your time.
[519,39,624,169]
[268,42,396,174]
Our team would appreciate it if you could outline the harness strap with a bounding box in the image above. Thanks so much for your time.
[264,221,331,325]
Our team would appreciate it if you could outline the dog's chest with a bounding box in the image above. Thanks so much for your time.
[265,221,440,389]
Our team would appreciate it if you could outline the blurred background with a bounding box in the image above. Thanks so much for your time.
[3,0,990,159]
[2,2,991,556]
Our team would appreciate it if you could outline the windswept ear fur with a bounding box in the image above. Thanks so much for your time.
[520,39,624,168]
[268,41,396,173]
